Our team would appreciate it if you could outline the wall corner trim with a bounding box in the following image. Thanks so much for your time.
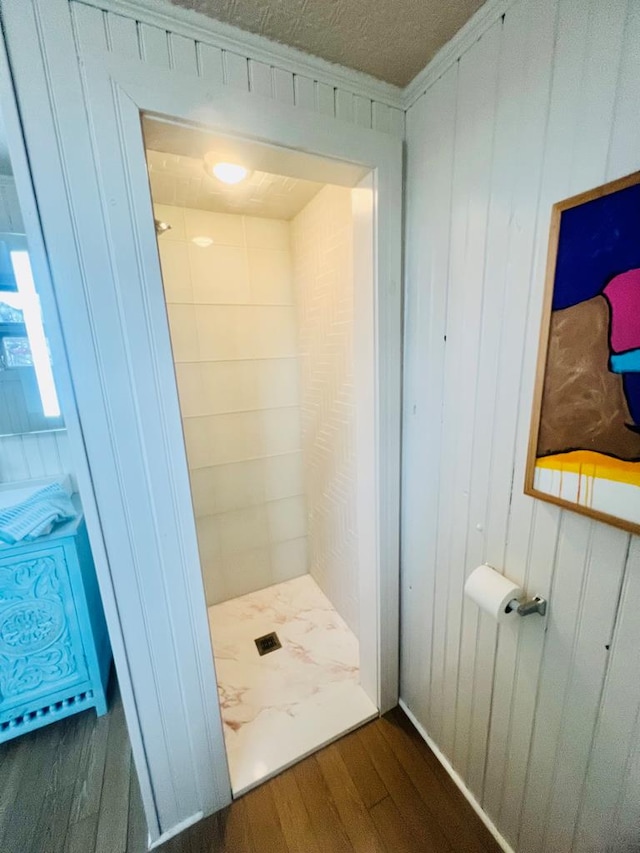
[399,699,516,853]
[148,811,204,849]
[74,0,404,109]
[72,0,520,119]
[402,0,517,110]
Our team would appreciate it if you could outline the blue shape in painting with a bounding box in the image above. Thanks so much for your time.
[624,374,640,427]
[610,349,640,374]
[553,181,640,310]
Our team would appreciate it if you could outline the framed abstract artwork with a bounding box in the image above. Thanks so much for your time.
[526,171,640,534]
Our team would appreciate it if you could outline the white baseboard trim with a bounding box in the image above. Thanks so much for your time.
[148,811,204,850]
[398,699,516,853]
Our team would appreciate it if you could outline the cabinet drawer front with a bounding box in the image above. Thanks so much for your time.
[0,545,89,713]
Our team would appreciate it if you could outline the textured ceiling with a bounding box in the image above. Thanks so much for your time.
[147,149,324,219]
[167,0,484,87]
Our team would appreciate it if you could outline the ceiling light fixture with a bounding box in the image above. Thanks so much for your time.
[211,162,248,185]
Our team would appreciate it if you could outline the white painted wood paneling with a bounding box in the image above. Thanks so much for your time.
[0,175,22,231]
[435,18,502,765]
[0,431,72,484]
[70,0,404,139]
[401,59,457,737]
[402,1,640,851]
[293,74,315,111]
[0,7,154,844]
[80,0,403,110]
[4,0,403,843]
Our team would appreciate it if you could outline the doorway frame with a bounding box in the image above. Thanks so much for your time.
[2,0,403,844]
[146,116,383,711]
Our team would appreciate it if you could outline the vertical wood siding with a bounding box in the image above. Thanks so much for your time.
[401,1,640,850]
[70,4,404,140]
[4,0,403,838]
[0,175,22,231]
[0,430,72,484]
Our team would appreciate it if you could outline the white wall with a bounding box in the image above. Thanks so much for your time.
[402,1,640,851]
[292,185,359,634]
[157,202,308,604]
[0,431,72,483]
[2,0,398,837]
[0,174,22,231]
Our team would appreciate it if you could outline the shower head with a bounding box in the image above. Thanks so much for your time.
[154,218,172,236]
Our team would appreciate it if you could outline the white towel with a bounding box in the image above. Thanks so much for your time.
[0,483,76,544]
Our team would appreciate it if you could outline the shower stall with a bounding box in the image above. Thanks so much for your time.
[147,124,378,793]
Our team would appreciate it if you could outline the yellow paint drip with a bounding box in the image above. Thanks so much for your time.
[537,450,640,487]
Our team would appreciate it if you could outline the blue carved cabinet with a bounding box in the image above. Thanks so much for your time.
[0,503,111,742]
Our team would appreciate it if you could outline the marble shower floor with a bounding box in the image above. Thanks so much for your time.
[207,574,377,795]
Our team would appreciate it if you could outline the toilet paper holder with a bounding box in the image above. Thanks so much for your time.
[506,595,547,617]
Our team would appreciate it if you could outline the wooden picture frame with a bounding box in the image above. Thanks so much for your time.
[525,170,640,535]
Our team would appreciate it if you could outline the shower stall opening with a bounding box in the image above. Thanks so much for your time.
[144,117,378,795]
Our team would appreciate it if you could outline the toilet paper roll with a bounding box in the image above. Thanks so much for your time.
[464,564,523,623]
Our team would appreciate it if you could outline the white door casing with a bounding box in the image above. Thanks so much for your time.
[2,0,403,843]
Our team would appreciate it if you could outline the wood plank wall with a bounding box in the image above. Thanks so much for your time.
[5,1,404,837]
[401,1,640,851]
[69,3,404,140]
[24,0,640,849]
[67,1,640,848]
[0,430,72,483]
[0,175,22,232]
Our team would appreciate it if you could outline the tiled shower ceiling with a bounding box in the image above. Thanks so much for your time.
[167,0,485,87]
[146,149,323,220]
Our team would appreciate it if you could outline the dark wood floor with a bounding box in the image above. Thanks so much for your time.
[171,709,500,853]
[0,679,499,853]
[0,679,144,853]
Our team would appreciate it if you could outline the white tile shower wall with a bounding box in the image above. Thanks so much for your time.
[291,186,358,635]
[156,202,307,604]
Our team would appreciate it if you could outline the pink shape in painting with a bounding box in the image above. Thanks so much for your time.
[603,268,640,353]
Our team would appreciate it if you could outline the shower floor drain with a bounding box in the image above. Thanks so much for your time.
[254,632,282,656]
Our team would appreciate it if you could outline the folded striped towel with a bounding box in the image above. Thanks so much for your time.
[0,483,77,544]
